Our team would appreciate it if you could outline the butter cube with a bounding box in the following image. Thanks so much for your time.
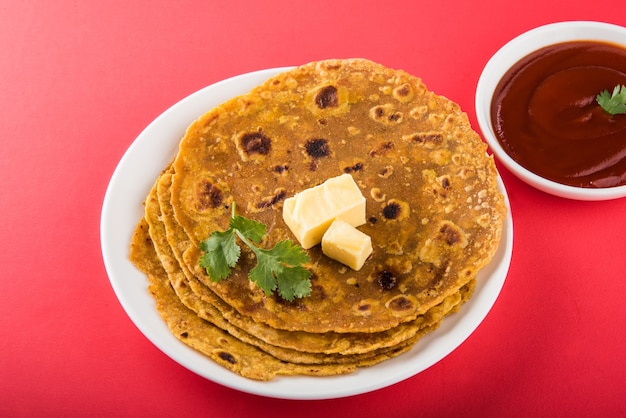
[282,174,366,249]
[322,219,372,271]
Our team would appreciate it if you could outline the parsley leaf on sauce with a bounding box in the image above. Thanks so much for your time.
[596,84,626,115]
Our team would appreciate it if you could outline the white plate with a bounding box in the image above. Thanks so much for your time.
[101,67,514,400]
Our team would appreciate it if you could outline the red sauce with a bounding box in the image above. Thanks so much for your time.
[491,41,626,188]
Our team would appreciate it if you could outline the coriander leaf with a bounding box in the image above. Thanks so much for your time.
[275,265,313,301]
[230,214,266,243]
[596,84,626,115]
[199,228,240,281]
[247,250,278,295]
[198,204,313,300]
[248,240,312,301]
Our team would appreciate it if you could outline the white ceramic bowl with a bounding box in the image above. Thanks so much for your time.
[475,21,626,200]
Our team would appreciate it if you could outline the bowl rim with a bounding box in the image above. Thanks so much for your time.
[475,20,626,201]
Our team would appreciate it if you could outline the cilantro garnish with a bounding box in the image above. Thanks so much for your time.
[199,204,312,301]
[596,84,626,115]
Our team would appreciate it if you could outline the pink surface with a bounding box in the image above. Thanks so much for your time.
[1,1,625,416]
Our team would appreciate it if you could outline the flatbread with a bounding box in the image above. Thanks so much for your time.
[168,58,505,333]
[129,58,506,379]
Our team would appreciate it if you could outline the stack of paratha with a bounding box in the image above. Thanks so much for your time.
[129,59,506,380]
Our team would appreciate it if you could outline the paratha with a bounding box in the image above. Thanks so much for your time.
[168,58,505,333]
[129,58,506,379]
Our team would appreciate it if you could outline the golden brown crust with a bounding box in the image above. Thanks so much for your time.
[168,58,505,333]
[129,58,506,379]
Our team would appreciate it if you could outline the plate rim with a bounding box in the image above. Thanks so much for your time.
[100,67,514,400]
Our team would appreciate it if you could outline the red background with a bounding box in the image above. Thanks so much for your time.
[2,1,625,416]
